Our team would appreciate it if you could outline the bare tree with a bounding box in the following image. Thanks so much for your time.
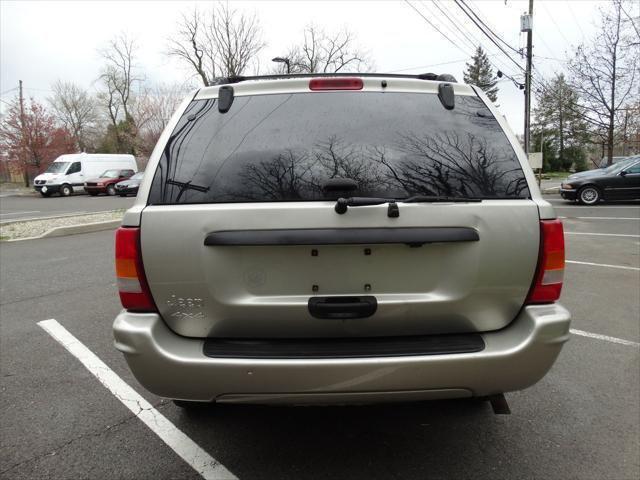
[134,83,190,160]
[97,66,121,129]
[168,3,265,85]
[99,33,141,121]
[167,9,214,85]
[47,80,98,151]
[210,4,265,77]
[97,33,142,153]
[272,25,372,74]
[568,0,639,165]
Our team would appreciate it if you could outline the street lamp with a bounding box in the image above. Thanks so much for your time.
[272,57,290,74]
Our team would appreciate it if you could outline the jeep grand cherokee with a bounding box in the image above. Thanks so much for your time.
[113,74,570,407]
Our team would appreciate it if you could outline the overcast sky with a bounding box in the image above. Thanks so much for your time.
[1,0,606,134]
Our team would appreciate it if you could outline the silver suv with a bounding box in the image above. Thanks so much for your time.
[113,74,571,407]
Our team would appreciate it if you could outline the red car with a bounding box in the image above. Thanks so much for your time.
[85,169,136,196]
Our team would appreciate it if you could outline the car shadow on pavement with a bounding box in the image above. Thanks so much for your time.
[170,399,538,479]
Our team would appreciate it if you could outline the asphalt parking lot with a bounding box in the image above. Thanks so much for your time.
[1,195,638,480]
[0,194,135,223]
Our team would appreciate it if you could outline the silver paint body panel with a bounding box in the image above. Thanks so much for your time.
[115,76,570,403]
[113,304,571,403]
[141,200,540,337]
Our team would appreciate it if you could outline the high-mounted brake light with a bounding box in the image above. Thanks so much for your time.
[115,227,157,312]
[526,219,565,304]
[309,77,363,91]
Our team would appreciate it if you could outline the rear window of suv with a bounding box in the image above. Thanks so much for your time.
[148,91,530,204]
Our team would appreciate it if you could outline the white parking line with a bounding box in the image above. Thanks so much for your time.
[37,319,236,480]
[565,232,640,238]
[0,210,40,216]
[566,260,640,271]
[570,329,640,348]
[551,203,640,209]
[560,216,640,220]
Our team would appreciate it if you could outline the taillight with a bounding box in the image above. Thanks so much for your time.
[526,219,565,304]
[115,227,157,312]
[309,77,363,91]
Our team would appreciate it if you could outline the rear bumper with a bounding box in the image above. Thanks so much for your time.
[113,304,571,404]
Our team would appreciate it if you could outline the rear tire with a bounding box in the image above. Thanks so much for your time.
[106,184,116,196]
[59,184,72,197]
[578,185,600,205]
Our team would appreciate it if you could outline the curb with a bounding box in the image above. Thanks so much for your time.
[0,210,121,226]
[0,191,38,198]
[4,220,121,242]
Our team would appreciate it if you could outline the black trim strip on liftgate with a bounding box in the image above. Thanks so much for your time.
[203,333,485,359]
[204,227,479,247]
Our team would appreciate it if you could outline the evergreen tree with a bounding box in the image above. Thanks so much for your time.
[463,46,499,103]
[533,73,589,171]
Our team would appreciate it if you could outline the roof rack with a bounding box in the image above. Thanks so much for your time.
[209,72,458,86]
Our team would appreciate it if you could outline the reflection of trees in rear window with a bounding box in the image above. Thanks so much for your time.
[149,92,529,204]
[387,131,528,198]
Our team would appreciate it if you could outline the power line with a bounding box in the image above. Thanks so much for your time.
[453,0,525,73]
[388,57,479,73]
[23,87,54,93]
[564,1,586,40]
[533,27,558,60]
[427,0,480,53]
[540,1,572,47]
[427,0,524,88]
[1,87,18,96]
[535,55,565,63]
[404,0,470,58]
[459,0,522,56]
[406,0,528,91]
[451,1,548,95]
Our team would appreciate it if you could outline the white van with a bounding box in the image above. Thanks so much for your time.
[34,153,138,197]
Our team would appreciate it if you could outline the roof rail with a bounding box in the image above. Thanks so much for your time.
[209,72,458,86]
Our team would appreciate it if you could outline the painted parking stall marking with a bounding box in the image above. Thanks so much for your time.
[560,216,640,220]
[570,329,640,348]
[550,202,640,209]
[565,232,640,238]
[566,260,640,271]
[37,319,237,480]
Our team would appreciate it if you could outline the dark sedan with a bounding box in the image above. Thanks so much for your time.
[115,171,144,197]
[560,156,640,204]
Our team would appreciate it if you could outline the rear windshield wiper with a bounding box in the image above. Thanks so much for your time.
[402,195,482,203]
[335,197,399,217]
[334,195,482,217]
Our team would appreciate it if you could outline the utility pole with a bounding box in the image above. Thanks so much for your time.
[537,129,543,186]
[18,79,28,187]
[523,0,534,155]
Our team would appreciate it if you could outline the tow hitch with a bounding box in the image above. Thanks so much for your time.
[484,393,511,414]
